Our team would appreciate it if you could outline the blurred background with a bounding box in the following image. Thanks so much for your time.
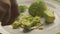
[0,0,60,34]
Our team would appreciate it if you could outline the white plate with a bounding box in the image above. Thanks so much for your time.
[2,0,60,34]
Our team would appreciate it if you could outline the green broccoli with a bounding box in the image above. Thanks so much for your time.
[19,14,41,27]
[30,16,41,27]
[12,21,21,29]
[29,0,47,17]
[19,5,28,13]
[12,13,43,32]
[44,7,55,24]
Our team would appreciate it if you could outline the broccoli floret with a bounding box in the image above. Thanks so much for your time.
[12,21,21,29]
[30,16,41,27]
[19,14,41,27]
[29,0,47,17]
[19,5,28,13]
[12,13,43,32]
[44,7,55,24]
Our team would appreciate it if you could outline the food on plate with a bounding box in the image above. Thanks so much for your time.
[44,7,55,24]
[12,13,43,32]
[19,5,28,13]
[29,0,47,17]
[12,0,55,33]
[12,21,21,29]
[12,13,42,28]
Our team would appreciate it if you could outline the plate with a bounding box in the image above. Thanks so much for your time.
[2,0,60,34]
